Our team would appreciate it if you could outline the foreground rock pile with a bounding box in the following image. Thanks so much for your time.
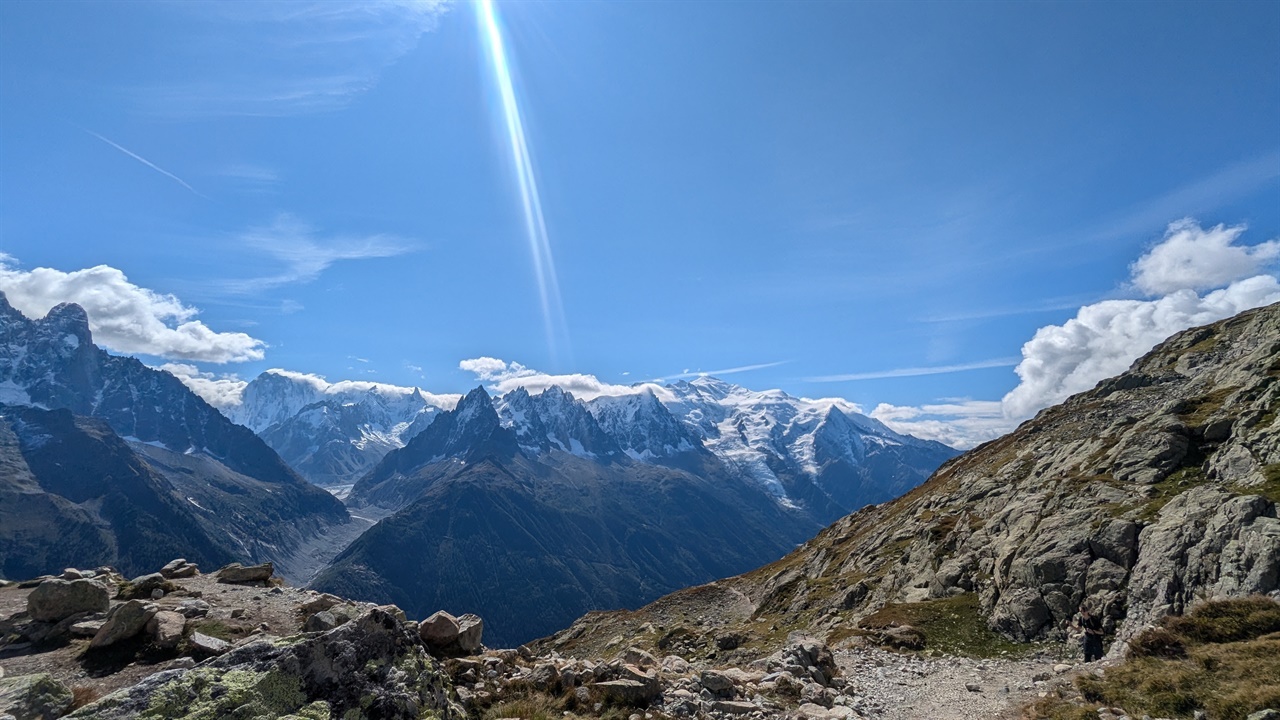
[0,560,461,720]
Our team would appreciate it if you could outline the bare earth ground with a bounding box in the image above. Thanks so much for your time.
[833,647,1100,720]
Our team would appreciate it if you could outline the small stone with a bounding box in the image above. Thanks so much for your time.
[1053,663,1072,674]
[230,608,246,619]
[966,683,982,693]
[189,631,230,655]
[151,588,165,600]
[176,599,210,618]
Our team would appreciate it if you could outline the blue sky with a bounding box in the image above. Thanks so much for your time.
[1,0,1278,447]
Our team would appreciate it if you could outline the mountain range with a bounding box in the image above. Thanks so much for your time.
[0,294,352,582]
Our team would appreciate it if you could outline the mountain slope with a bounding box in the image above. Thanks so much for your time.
[0,294,350,581]
[0,405,241,579]
[537,302,1280,660]
[314,386,820,647]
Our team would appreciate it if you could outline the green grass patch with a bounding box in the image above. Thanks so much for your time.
[1031,597,1280,720]
[1137,466,1209,522]
[1177,386,1239,428]
[856,593,1028,659]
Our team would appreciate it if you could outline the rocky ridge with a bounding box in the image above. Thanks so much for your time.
[536,303,1280,664]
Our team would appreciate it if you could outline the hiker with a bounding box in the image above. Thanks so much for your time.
[1077,604,1105,661]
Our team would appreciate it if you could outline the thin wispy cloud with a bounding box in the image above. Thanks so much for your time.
[84,130,207,198]
[219,214,412,294]
[132,1,450,118]
[653,360,791,382]
[917,298,1096,324]
[806,357,1019,383]
[1084,151,1280,247]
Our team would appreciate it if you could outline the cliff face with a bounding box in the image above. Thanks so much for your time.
[538,303,1280,659]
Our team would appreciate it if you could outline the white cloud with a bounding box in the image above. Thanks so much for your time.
[261,368,459,408]
[160,363,249,409]
[1002,275,1280,418]
[458,357,534,382]
[1130,220,1280,295]
[871,400,1011,450]
[222,214,410,293]
[85,130,206,198]
[0,257,266,363]
[653,360,790,382]
[459,357,668,402]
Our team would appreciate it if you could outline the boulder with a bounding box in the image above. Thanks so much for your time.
[880,625,926,651]
[455,613,483,655]
[529,662,560,692]
[123,573,174,600]
[712,700,757,715]
[419,611,461,648]
[26,579,109,623]
[699,669,735,695]
[621,646,658,668]
[70,619,105,638]
[90,600,158,649]
[303,611,338,633]
[146,611,186,650]
[159,559,199,579]
[175,599,210,619]
[215,563,274,584]
[0,673,73,720]
[592,679,658,706]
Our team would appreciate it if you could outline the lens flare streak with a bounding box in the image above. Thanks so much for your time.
[477,0,569,362]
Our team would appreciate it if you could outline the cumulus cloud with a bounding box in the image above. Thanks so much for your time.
[458,357,668,402]
[1002,275,1280,417]
[1130,220,1279,295]
[871,401,1012,450]
[1002,221,1280,419]
[160,363,249,409]
[0,257,266,363]
[879,220,1280,446]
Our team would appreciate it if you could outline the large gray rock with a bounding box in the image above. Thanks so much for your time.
[0,673,73,720]
[214,562,274,584]
[592,679,658,705]
[90,600,157,649]
[26,579,109,623]
[145,611,185,650]
[418,610,460,647]
[455,613,483,654]
[67,609,461,720]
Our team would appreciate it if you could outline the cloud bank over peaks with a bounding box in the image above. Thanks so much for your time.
[1002,220,1280,418]
[159,364,249,409]
[0,256,266,363]
[458,357,669,401]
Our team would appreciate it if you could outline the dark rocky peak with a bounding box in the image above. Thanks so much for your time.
[497,385,622,459]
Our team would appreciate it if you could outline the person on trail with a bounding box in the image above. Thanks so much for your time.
[1078,605,1104,662]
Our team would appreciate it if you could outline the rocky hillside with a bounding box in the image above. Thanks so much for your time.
[537,303,1280,662]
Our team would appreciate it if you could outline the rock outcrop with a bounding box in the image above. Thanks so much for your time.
[69,608,461,720]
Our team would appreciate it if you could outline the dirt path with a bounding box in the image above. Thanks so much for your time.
[833,647,1084,719]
